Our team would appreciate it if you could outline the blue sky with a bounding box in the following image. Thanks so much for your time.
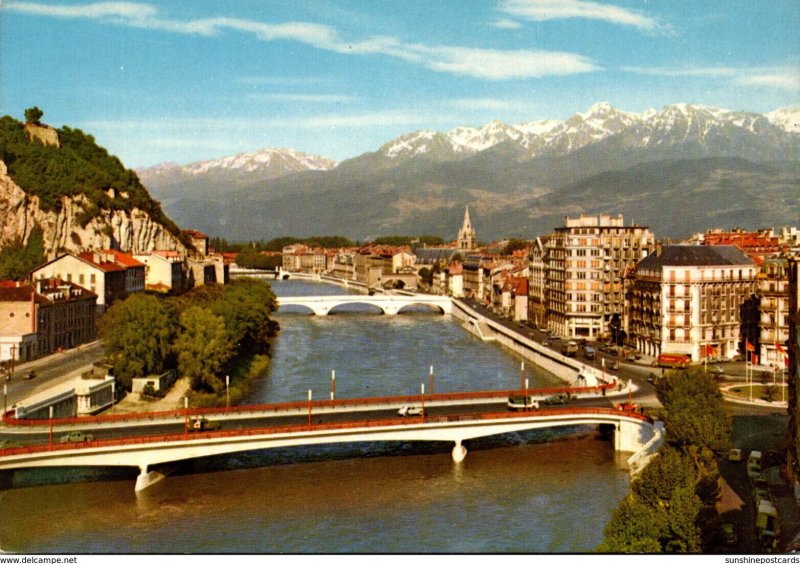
[2,1,799,167]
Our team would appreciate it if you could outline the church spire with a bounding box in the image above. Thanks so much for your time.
[457,205,476,251]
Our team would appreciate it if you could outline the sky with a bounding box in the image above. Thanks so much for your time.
[1,0,799,168]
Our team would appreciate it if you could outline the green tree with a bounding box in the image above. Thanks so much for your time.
[664,485,702,552]
[24,107,43,125]
[597,495,665,553]
[656,368,731,457]
[98,294,178,390]
[503,238,528,255]
[210,278,279,355]
[0,226,46,280]
[235,246,281,269]
[175,306,234,392]
[632,447,696,509]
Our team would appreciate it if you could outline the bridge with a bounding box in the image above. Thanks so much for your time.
[276,294,452,315]
[0,384,660,493]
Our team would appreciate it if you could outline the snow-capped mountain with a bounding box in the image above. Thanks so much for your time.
[767,106,800,133]
[376,102,798,163]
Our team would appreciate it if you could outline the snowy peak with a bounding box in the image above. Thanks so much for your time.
[185,148,337,175]
[767,106,800,133]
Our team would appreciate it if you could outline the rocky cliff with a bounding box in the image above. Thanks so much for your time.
[0,160,186,259]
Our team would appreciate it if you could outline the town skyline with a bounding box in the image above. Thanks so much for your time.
[2,1,798,167]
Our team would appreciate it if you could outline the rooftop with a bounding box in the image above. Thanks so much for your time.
[637,245,755,269]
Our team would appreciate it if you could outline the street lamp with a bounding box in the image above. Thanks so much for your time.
[331,370,335,401]
[308,389,313,429]
[48,405,53,449]
[524,378,529,412]
[184,396,189,436]
[429,365,434,395]
[225,375,230,410]
[421,383,425,418]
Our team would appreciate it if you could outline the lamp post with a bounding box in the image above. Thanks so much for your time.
[520,361,525,391]
[429,365,434,396]
[308,389,313,430]
[111,382,115,410]
[421,383,425,419]
[48,406,53,449]
[3,382,6,415]
[331,370,335,401]
[225,375,230,410]
[524,378,529,412]
[184,396,189,436]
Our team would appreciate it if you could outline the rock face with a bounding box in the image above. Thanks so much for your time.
[0,160,186,259]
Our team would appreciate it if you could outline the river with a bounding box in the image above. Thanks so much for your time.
[0,280,630,553]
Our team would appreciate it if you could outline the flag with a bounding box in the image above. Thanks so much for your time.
[746,339,755,352]
[704,344,713,357]
[752,354,758,365]
[776,341,785,354]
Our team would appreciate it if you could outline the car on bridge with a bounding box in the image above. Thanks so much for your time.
[507,396,539,410]
[189,417,222,431]
[542,394,569,405]
[397,405,423,417]
[59,431,94,443]
[0,439,23,449]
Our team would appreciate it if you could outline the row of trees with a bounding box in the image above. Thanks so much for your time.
[98,278,278,399]
[598,369,731,552]
[210,234,449,257]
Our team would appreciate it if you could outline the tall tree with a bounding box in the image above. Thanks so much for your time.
[175,306,234,392]
[98,294,178,390]
[24,106,43,125]
[210,278,278,355]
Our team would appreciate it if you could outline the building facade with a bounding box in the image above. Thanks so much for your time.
[628,245,757,362]
[546,213,655,339]
[456,206,477,252]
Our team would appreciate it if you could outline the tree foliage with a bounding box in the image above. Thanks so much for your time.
[597,495,665,553]
[209,278,279,355]
[0,114,180,235]
[174,306,234,393]
[632,447,696,509]
[0,226,46,280]
[656,368,731,456]
[98,294,178,390]
[235,247,282,269]
[503,238,529,255]
[24,107,43,125]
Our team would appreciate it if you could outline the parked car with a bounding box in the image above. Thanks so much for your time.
[397,405,423,417]
[59,431,94,443]
[728,448,744,462]
[23,370,35,380]
[583,346,596,360]
[0,439,22,449]
[709,366,724,376]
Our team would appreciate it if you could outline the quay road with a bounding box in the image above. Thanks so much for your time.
[0,388,625,448]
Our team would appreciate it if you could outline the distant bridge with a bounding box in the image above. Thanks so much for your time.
[276,294,452,315]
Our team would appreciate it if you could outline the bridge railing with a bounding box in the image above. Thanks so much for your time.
[0,406,651,458]
[1,382,619,428]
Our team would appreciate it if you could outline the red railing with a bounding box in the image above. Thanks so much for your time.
[0,406,650,458]
[1,382,619,428]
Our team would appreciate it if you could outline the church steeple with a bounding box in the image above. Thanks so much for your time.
[457,205,476,251]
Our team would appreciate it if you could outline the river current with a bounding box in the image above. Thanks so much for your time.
[0,279,630,553]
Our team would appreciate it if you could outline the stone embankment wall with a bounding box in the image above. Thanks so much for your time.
[450,299,608,385]
[0,160,186,259]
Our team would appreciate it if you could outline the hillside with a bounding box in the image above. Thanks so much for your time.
[0,115,187,258]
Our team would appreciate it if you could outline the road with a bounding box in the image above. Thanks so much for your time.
[0,393,622,447]
[2,341,105,410]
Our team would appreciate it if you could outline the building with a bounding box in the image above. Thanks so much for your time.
[701,228,785,265]
[32,250,145,312]
[282,244,328,274]
[755,257,796,367]
[0,279,97,361]
[133,251,185,293]
[786,258,799,492]
[546,213,655,340]
[527,236,548,328]
[183,229,210,256]
[354,244,417,289]
[627,245,757,362]
[456,206,477,252]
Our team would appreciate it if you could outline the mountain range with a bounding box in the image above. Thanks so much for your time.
[137,102,800,242]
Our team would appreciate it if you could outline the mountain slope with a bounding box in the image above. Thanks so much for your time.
[142,103,800,241]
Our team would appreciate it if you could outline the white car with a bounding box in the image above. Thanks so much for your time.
[398,405,423,417]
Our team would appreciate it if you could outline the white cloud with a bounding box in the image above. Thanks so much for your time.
[623,65,800,91]
[500,0,667,33]
[492,18,522,29]
[8,1,600,80]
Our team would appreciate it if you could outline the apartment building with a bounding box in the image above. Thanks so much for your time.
[546,213,655,339]
[627,245,757,362]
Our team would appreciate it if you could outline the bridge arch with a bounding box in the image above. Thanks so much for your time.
[327,302,386,315]
[396,302,448,315]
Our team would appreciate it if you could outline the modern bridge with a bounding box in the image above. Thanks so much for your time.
[276,294,453,315]
[0,385,661,493]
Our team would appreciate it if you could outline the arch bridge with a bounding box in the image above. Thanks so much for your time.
[276,294,452,315]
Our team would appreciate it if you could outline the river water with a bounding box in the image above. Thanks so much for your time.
[0,280,630,553]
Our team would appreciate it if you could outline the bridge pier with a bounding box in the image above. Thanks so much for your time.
[452,440,467,463]
[135,464,165,493]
